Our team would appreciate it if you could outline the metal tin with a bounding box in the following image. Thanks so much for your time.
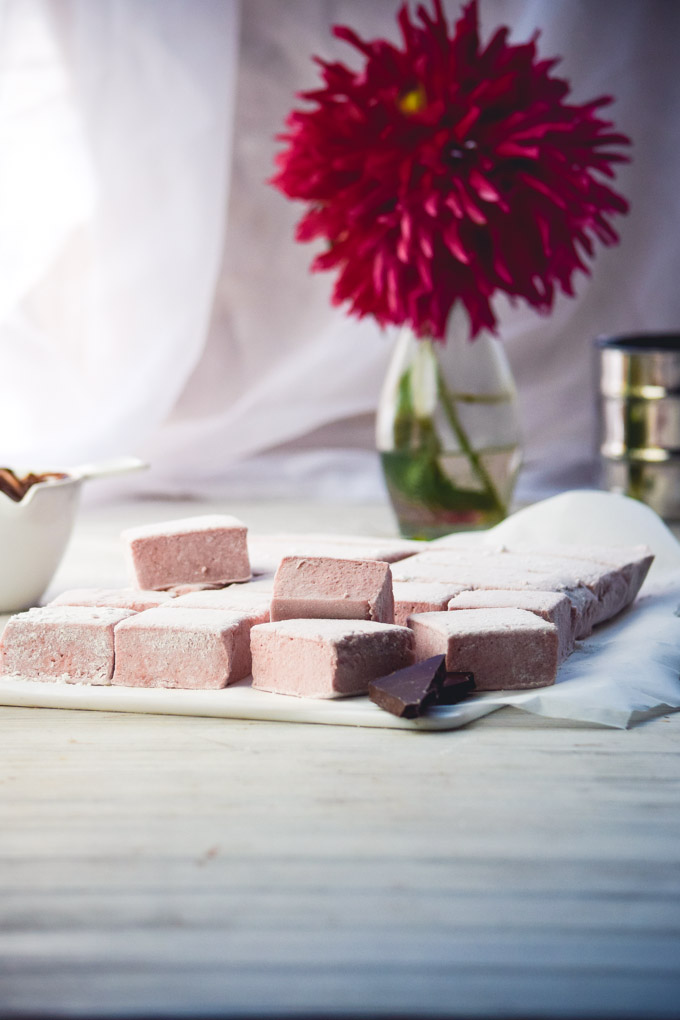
[596,333,680,519]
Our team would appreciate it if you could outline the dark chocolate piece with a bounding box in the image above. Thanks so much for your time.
[437,672,476,705]
[368,654,475,718]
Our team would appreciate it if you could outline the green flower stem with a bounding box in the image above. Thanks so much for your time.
[434,361,506,518]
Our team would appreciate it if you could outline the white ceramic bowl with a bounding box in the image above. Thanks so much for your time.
[0,457,146,613]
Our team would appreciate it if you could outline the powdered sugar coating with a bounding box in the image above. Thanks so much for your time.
[112,607,258,689]
[390,547,635,628]
[122,514,247,539]
[271,556,394,623]
[122,514,251,590]
[0,605,135,684]
[392,581,469,627]
[248,533,420,573]
[251,618,413,698]
[448,589,573,661]
[50,587,176,612]
[505,542,654,606]
[170,586,271,623]
[409,608,560,690]
[254,618,405,640]
[390,554,573,590]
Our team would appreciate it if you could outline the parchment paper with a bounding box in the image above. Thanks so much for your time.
[434,490,680,728]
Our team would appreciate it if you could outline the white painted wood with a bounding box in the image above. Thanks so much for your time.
[1,498,679,1018]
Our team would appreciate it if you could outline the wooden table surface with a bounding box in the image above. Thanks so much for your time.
[1,497,679,1019]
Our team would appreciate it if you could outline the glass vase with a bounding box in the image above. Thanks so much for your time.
[376,309,522,539]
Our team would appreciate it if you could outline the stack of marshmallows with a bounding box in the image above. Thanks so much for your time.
[0,514,654,698]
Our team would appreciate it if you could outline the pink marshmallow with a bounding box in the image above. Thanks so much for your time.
[248,533,420,574]
[251,618,413,698]
[49,587,176,612]
[390,547,633,629]
[504,543,654,607]
[111,607,258,690]
[390,552,572,590]
[170,584,271,624]
[409,608,560,690]
[0,605,135,684]
[448,589,574,661]
[122,515,251,590]
[392,581,469,627]
[563,585,600,640]
[270,556,394,624]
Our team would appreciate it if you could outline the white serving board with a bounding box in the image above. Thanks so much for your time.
[0,674,503,731]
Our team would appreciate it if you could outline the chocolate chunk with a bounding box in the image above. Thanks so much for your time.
[437,672,476,705]
[368,654,475,718]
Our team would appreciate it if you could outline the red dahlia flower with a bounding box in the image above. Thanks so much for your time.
[271,0,631,341]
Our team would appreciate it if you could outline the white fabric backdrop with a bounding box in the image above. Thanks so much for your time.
[0,0,678,504]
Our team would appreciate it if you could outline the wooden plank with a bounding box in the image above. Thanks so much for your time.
[2,966,679,1019]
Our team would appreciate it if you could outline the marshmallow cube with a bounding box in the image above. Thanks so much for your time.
[563,586,601,640]
[171,585,271,624]
[392,548,634,629]
[248,533,420,574]
[270,557,394,624]
[0,605,135,684]
[122,515,250,590]
[392,581,468,627]
[505,543,654,606]
[50,587,176,612]
[111,607,256,689]
[390,554,571,591]
[409,608,560,690]
[448,589,574,661]
[251,619,413,698]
